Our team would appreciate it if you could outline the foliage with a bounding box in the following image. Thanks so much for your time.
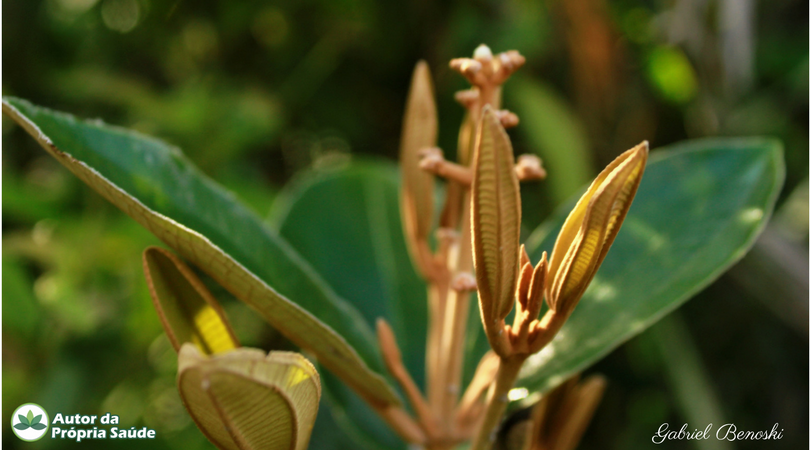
[3,1,807,449]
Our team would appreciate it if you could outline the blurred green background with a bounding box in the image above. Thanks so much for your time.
[2,0,807,449]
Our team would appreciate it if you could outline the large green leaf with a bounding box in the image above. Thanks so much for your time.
[264,137,781,445]
[270,162,425,449]
[518,138,783,394]
[2,97,400,407]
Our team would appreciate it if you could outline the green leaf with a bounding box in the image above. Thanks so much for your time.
[17,414,30,426]
[31,423,47,430]
[271,162,423,450]
[2,97,400,408]
[519,138,784,394]
[14,423,30,430]
[31,414,41,425]
[26,410,33,424]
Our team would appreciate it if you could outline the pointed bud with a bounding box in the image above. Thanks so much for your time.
[520,244,531,268]
[472,107,522,326]
[546,142,649,314]
[376,318,402,368]
[516,262,534,312]
[526,252,548,319]
[400,61,438,279]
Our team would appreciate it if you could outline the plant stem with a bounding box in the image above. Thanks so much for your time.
[439,288,471,420]
[426,281,447,413]
[437,197,474,425]
[374,404,427,445]
[470,355,526,450]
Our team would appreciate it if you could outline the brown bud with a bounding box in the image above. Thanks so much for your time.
[515,154,546,181]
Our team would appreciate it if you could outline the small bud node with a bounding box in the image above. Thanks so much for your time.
[451,272,478,292]
[515,154,546,181]
[454,89,479,108]
[473,44,493,61]
[495,110,519,128]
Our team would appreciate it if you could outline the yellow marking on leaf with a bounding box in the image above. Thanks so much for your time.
[191,307,239,355]
[285,366,311,389]
[143,247,239,355]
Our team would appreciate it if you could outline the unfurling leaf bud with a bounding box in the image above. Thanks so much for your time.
[546,142,649,315]
[178,344,321,450]
[471,107,521,356]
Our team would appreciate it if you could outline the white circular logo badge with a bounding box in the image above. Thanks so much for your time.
[11,403,49,441]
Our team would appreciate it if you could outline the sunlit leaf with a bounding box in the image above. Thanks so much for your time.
[2,97,400,408]
[519,138,783,394]
[271,162,422,450]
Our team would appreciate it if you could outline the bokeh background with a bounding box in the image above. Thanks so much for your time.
[3,0,807,449]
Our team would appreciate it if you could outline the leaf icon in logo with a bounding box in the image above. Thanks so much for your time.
[26,410,33,424]
[31,423,47,430]
[31,414,42,425]
[16,413,30,429]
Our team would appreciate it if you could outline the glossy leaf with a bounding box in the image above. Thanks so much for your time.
[143,246,239,354]
[519,138,783,394]
[2,97,400,407]
[271,162,424,450]
[178,344,321,450]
